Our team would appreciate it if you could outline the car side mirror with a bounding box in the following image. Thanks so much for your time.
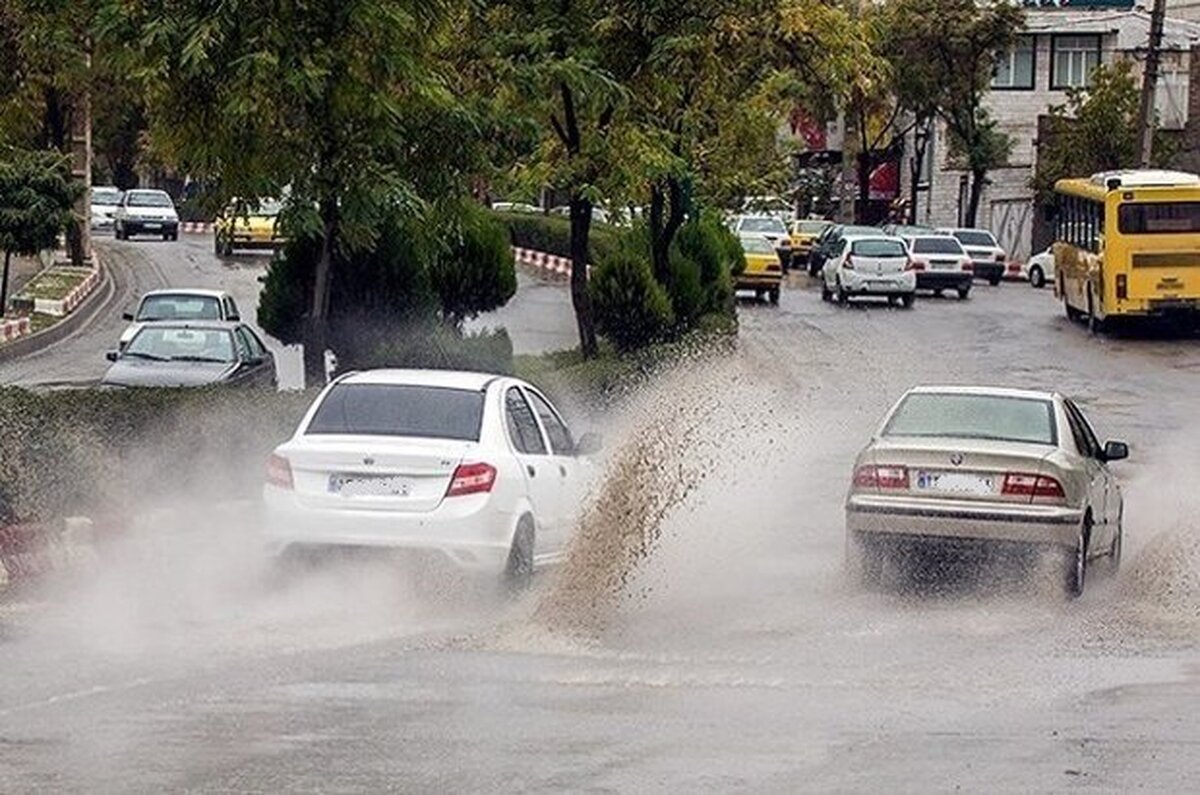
[105,351,119,362]
[122,312,134,321]
[1102,440,1129,462]
[575,432,603,457]
[227,313,240,321]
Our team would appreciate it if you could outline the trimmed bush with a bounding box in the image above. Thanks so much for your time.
[590,248,675,353]
[431,206,517,327]
[493,211,620,264]
[356,325,514,374]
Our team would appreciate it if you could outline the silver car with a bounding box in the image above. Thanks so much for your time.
[845,386,1127,597]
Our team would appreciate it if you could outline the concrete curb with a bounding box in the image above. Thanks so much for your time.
[181,222,214,234]
[513,246,589,280]
[0,253,113,364]
[1,317,31,343]
[32,267,101,317]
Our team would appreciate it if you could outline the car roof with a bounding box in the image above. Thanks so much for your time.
[907,385,1057,402]
[843,234,907,243]
[126,188,171,195]
[336,369,506,391]
[142,288,230,299]
[940,227,996,236]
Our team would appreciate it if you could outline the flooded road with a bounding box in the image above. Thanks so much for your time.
[2,275,1200,791]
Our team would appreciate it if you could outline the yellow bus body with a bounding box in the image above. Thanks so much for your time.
[1054,172,1200,324]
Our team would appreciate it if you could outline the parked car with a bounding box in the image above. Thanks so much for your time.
[1023,246,1056,288]
[936,227,1006,285]
[905,235,974,299]
[491,201,542,215]
[118,289,242,350]
[114,189,180,241]
[821,235,916,307]
[549,205,610,224]
[214,198,286,255]
[808,224,879,276]
[845,386,1127,597]
[261,369,601,589]
[731,214,790,247]
[90,186,122,231]
[736,236,784,304]
[103,321,276,388]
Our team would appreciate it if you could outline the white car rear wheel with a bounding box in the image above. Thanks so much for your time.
[1030,265,1045,289]
[504,517,535,593]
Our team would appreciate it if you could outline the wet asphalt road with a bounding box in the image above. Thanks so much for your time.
[3,261,1200,791]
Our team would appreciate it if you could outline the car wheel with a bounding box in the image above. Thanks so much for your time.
[768,286,780,305]
[161,232,171,241]
[1064,519,1090,599]
[821,281,832,302]
[115,224,124,240]
[1030,265,1045,288]
[933,288,944,298]
[956,285,971,300]
[988,274,1002,286]
[1107,508,1124,575]
[836,280,848,305]
[847,532,883,589]
[808,260,822,277]
[900,293,915,309]
[503,517,535,593]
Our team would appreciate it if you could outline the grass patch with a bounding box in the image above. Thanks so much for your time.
[18,268,90,302]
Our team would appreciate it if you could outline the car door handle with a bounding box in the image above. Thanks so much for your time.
[527,465,536,477]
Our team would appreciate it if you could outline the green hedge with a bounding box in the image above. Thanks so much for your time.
[492,211,620,264]
[0,387,315,524]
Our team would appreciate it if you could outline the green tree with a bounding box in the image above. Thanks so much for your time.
[429,205,518,330]
[0,147,79,314]
[885,0,1023,226]
[1032,61,1151,204]
[101,0,462,384]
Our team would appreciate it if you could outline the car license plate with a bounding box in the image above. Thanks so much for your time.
[143,222,161,230]
[329,474,412,497]
[914,470,995,495]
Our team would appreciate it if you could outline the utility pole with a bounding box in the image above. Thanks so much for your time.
[1137,0,1167,168]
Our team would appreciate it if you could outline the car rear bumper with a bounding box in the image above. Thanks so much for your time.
[971,262,1005,281]
[915,271,973,290]
[262,486,516,572]
[841,271,916,295]
[736,274,783,289]
[845,494,1083,548]
[121,221,179,235]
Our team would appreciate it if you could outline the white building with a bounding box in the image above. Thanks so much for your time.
[913,6,1200,260]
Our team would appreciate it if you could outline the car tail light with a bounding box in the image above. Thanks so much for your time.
[1007,262,1021,273]
[1116,274,1128,299]
[961,259,974,271]
[843,255,855,270]
[905,258,925,272]
[265,454,293,490]
[853,465,909,490]
[767,263,781,272]
[1001,472,1065,502]
[995,253,1005,262]
[446,462,497,497]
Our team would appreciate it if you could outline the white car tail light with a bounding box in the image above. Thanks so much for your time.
[853,465,909,490]
[1001,472,1065,503]
[446,462,497,497]
[905,258,924,272]
[961,259,974,271]
[843,255,856,270]
[265,454,293,490]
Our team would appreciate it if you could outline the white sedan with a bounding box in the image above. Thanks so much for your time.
[845,386,1127,597]
[262,369,598,588]
[1022,246,1056,288]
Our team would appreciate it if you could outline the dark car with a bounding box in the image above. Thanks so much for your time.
[808,224,879,276]
[103,321,277,389]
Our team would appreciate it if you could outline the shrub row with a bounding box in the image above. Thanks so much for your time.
[492,211,621,265]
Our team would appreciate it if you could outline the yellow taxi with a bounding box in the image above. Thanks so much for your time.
[214,198,285,255]
[736,236,784,304]
[789,218,832,263]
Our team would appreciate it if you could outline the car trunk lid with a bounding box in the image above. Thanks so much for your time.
[866,436,1056,504]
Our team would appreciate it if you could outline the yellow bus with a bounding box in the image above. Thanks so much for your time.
[1053,170,1200,330]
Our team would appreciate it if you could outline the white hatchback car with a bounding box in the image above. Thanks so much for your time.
[1023,246,1057,288]
[262,370,598,587]
[821,235,917,307]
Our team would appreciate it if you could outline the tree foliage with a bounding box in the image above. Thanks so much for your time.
[0,146,79,313]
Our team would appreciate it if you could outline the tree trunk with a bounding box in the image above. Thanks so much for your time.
[649,183,668,283]
[1,250,11,318]
[857,150,872,222]
[304,198,338,386]
[965,169,986,228]
[568,194,598,358]
[909,122,929,224]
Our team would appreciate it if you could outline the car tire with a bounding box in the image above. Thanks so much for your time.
[808,259,822,277]
[503,517,535,593]
[768,286,780,305]
[988,274,1002,286]
[1030,265,1045,289]
[847,532,883,589]
[836,280,848,305]
[900,293,915,309]
[115,224,124,240]
[956,285,971,300]
[933,288,944,298]
[821,282,832,302]
[1064,519,1090,599]
[1107,507,1124,575]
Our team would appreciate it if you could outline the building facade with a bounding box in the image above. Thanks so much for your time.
[911,7,1200,261]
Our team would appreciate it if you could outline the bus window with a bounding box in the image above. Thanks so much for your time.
[1118,202,1200,234]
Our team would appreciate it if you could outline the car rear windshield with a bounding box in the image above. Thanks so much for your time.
[741,217,787,234]
[851,239,906,257]
[92,188,121,205]
[911,237,964,255]
[883,393,1057,446]
[137,294,222,321]
[1117,202,1200,234]
[953,230,997,247]
[127,191,173,208]
[306,384,485,441]
[742,237,775,254]
[796,220,830,234]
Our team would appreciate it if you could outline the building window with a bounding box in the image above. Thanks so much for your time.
[1051,35,1101,89]
[993,35,1036,89]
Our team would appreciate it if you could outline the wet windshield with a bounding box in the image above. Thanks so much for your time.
[92,187,121,205]
[306,384,485,441]
[884,393,1057,445]
[851,239,907,257]
[911,237,965,255]
[126,191,174,208]
[136,294,222,322]
[124,327,235,363]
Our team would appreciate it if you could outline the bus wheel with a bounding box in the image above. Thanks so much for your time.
[1087,288,1106,334]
